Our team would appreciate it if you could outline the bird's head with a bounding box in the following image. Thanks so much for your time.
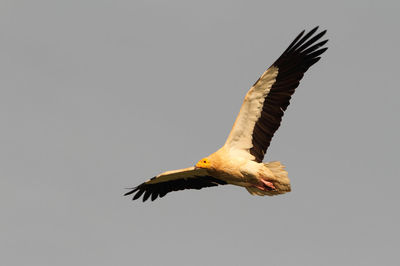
[195,157,211,169]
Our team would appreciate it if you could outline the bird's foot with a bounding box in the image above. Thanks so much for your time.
[259,179,276,191]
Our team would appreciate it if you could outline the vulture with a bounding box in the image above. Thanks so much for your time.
[125,27,328,202]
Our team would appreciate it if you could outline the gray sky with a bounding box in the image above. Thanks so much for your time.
[1,1,399,265]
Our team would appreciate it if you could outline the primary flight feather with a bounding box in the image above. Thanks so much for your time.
[125,27,328,202]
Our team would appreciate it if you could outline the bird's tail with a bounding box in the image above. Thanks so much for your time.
[264,161,291,195]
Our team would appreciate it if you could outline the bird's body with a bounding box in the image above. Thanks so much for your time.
[198,145,290,196]
[125,27,328,202]
[202,146,290,195]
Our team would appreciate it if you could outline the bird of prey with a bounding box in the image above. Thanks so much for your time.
[125,27,328,202]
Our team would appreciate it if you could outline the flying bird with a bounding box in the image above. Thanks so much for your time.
[125,27,328,202]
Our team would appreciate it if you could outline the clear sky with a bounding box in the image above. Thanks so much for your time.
[1,1,399,265]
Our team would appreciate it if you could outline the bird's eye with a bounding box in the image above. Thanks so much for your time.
[203,160,206,163]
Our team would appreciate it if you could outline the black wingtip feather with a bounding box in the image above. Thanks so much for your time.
[132,189,145,200]
[307,47,328,59]
[124,187,139,196]
[302,40,328,55]
[151,192,159,201]
[297,30,326,53]
[283,29,305,54]
[288,27,320,53]
[142,190,152,202]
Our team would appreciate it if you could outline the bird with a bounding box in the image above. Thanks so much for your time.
[125,26,328,202]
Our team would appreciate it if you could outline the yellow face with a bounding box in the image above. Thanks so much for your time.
[195,157,211,169]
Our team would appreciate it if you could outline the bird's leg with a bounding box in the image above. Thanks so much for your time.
[259,179,276,191]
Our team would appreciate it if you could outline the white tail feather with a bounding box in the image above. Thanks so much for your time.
[264,161,291,195]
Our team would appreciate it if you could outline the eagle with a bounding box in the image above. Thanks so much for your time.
[125,27,328,202]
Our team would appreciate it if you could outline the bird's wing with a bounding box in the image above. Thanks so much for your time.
[124,167,227,202]
[224,27,328,162]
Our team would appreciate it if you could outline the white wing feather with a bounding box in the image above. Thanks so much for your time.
[146,167,208,184]
[224,66,278,158]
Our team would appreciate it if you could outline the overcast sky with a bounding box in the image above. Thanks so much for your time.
[1,1,399,265]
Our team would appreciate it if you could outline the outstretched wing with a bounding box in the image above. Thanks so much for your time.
[224,27,328,162]
[124,167,227,202]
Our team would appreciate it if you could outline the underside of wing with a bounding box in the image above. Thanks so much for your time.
[124,167,227,202]
[225,27,328,162]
